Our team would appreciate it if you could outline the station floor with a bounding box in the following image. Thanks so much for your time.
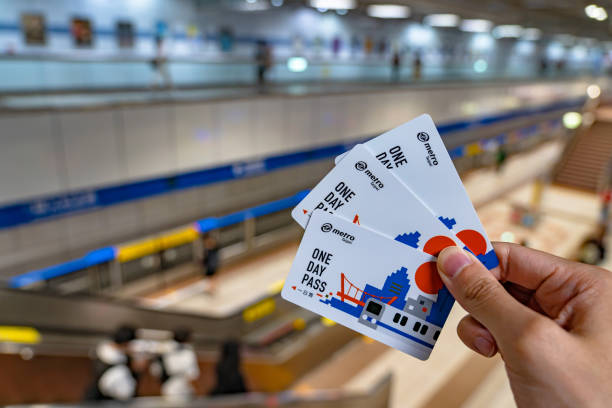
[123,140,601,407]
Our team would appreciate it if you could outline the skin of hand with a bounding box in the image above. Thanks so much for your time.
[436,242,612,408]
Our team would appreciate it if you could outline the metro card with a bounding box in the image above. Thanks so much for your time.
[282,211,454,360]
[292,144,462,256]
[335,115,499,269]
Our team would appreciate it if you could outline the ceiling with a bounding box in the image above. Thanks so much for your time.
[208,0,612,40]
[354,0,612,39]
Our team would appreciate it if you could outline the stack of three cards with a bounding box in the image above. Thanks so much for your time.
[281,114,499,360]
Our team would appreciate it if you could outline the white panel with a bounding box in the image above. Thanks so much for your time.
[285,97,315,151]
[333,94,352,141]
[344,95,367,140]
[65,211,107,250]
[122,105,176,180]
[174,102,219,172]
[171,188,203,221]
[196,183,229,215]
[14,219,67,254]
[361,92,388,136]
[316,95,340,145]
[0,114,64,204]
[216,100,253,163]
[140,195,175,230]
[252,97,285,157]
[59,110,123,190]
[103,202,144,238]
[0,229,16,257]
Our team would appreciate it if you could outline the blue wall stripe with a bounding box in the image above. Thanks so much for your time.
[0,97,582,231]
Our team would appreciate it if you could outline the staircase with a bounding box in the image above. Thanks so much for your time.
[554,119,612,192]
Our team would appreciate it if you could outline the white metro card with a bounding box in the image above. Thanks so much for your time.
[292,144,462,256]
[282,211,454,360]
[336,115,499,269]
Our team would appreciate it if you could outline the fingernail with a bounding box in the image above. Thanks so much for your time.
[474,336,495,357]
[440,248,473,278]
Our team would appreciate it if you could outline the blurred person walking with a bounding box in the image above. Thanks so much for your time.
[255,40,272,90]
[83,325,139,401]
[202,232,220,294]
[210,340,247,396]
[154,328,200,398]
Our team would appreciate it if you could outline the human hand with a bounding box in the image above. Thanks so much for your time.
[436,242,612,408]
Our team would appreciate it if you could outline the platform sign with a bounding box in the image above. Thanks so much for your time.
[21,14,46,45]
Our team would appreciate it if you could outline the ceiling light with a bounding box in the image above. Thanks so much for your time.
[309,0,356,10]
[367,4,410,19]
[234,0,270,10]
[585,4,608,21]
[460,19,492,33]
[522,28,541,41]
[585,4,599,17]
[492,25,523,38]
[336,8,348,15]
[423,13,460,28]
[271,0,284,6]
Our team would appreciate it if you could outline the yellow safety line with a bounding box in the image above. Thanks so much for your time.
[0,326,41,344]
[117,226,199,263]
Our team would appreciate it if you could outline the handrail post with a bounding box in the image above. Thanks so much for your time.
[110,259,122,290]
[244,217,256,252]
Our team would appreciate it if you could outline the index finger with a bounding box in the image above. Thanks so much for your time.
[492,241,574,290]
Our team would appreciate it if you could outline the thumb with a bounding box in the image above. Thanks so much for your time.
[437,246,539,346]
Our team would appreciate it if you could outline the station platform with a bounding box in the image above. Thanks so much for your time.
[139,241,298,317]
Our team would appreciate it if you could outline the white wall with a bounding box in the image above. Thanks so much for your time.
[0,79,592,206]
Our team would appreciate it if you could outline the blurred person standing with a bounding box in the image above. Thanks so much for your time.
[391,50,401,82]
[210,340,247,396]
[202,232,220,293]
[83,325,139,401]
[412,50,422,81]
[255,40,272,89]
[495,145,507,173]
[151,35,172,89]
[154,328,200,398]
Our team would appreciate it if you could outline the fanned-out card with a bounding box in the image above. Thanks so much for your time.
[282,211,454,360]
[292,144,462,257]
[336,114,499,269]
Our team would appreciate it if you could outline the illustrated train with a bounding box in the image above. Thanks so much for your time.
[320,267,453,348]
[358,296,442,347]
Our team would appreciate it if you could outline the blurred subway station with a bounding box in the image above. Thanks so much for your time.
[0,0,611,406]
